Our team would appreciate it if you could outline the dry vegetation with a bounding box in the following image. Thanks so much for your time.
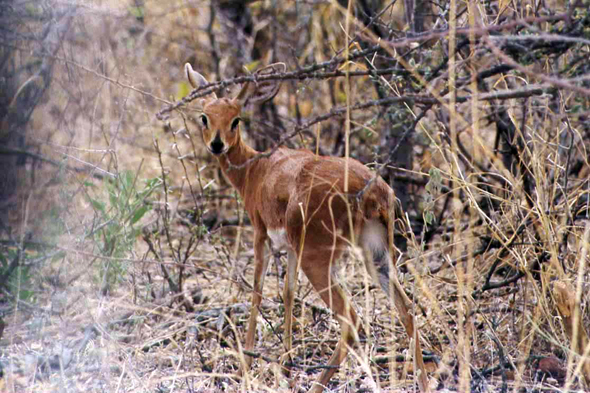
[1,0,590,392]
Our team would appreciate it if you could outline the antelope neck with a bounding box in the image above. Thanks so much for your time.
[217,139,261,197]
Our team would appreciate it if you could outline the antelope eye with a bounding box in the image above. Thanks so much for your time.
[200,115,208,127]
[231,117,240,131]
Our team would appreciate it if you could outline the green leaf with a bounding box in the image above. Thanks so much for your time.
[429,167,442,184]
[177,81,191,100]
[108,188,118,210]
[130,205,149,225]
[424,211,435,226]
[90,198,106,213]
[128,5,144,19]
[19,289,34,302]
[122,170,135,189]
[0,251,7,268]
[243,60,261,73]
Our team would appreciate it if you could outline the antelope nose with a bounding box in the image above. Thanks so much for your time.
[210,133,224,155]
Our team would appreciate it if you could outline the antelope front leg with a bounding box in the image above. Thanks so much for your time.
[281,251,298,376]
[242,231,270,371]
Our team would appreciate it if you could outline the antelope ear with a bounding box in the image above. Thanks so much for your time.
[234,62,286,107]
[235,81,251,107]
[185,63,217,99]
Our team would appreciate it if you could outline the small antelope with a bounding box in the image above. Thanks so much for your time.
[184,63,429,393]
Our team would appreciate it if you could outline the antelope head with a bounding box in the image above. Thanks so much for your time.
[185,63,285,156]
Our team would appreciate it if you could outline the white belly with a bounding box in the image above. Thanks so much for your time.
[267,228,290,251]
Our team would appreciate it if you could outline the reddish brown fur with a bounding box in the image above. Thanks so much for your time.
[184,63,429,393]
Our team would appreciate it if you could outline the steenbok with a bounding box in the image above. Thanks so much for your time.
[184,62,429,393]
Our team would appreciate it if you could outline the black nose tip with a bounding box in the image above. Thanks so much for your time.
[210,134,224,154]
